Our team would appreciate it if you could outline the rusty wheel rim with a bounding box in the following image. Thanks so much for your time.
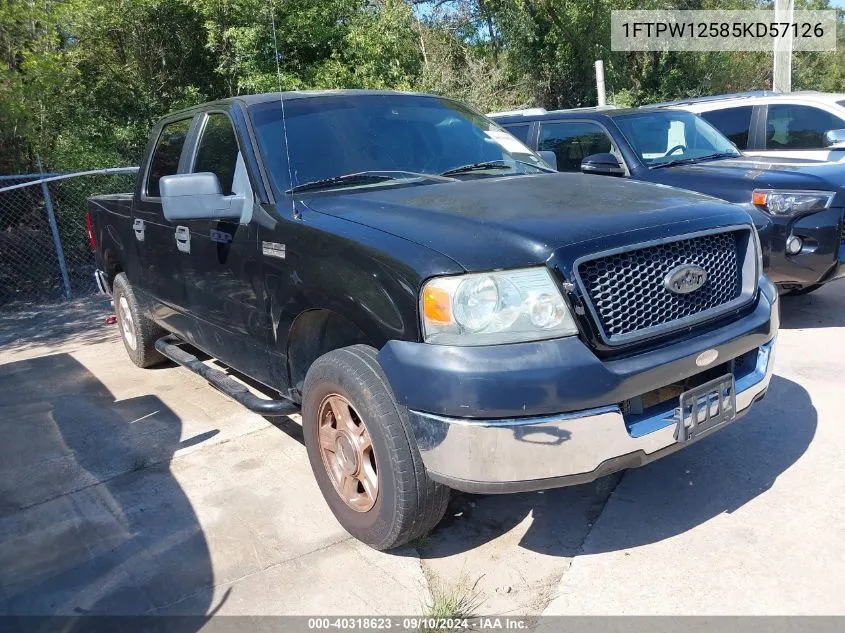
[317,394,379,512]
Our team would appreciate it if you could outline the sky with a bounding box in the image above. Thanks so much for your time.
[831,0,845,8]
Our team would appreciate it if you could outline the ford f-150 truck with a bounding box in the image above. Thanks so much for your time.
[88,90,778,550]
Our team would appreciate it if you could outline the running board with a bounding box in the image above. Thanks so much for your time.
[154,336,298,417]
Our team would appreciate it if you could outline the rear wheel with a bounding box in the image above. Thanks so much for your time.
[302,344,450,550]
[112,273,166,368]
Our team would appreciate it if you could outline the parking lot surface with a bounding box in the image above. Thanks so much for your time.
[0,283,843,617]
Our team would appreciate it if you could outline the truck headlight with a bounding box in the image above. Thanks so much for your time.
[752,190,834,216]
[421,268,578,345]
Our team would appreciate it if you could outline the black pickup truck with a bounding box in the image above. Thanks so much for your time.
[493,106,845,295]
[89,90,778,550]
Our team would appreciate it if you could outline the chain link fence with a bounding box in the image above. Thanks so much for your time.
[0,169,138,309]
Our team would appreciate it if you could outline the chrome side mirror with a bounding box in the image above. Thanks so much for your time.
[823,129,845,149]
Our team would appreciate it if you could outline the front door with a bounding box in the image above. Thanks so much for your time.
[179,111,271,386]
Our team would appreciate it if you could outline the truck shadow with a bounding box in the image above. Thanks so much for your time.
[419,374,815,559]
[779,282,845,329]
[0,353,218,625]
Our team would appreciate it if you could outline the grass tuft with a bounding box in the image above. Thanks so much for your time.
[422,575,484,629]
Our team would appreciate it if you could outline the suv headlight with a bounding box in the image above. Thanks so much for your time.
[752,190,835,216]
[421,267,578,345]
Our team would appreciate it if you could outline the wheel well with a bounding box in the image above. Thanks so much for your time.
[103,249,123,289]
[287,309,373,402]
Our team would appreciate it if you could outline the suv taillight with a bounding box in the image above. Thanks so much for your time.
[85,211,96,251]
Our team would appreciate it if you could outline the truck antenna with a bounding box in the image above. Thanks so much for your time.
[267,0,298,218]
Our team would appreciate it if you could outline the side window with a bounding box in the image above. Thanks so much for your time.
[700,106,753,150]
[146,118,192,198]
[538,121,616,172]
[504,124,531,144]
[765,104,845,149]
[193,113,241,195]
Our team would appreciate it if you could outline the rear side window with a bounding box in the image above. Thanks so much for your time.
[193,113,240,195]
[504,124,531,144]
[146,118,192,198]
[765,104,845,149]
[700,106,753,150]
[538,121,615,172]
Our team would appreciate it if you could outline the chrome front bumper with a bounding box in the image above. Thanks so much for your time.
[408,339,775,494]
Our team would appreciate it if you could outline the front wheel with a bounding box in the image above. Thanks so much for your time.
[302,345,449,550]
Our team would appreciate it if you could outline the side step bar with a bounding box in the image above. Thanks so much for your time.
[154,336,298,417]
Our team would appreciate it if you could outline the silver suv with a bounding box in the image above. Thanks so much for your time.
[657,91,845,163]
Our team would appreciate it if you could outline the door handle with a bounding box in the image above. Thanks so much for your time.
[175,225,191,253]
[132,218,145,242]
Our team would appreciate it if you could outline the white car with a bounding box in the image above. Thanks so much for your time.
[659,91,845,162]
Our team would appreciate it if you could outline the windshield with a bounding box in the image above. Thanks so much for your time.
[615,110,741,167]
[250,94,547,193]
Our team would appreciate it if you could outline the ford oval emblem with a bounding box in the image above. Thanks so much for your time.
[695,349,719,367]
[664,264,708,295]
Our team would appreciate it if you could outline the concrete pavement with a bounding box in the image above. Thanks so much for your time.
[0,297,426,616]
[1,281,843,618]
[542,283,845,615]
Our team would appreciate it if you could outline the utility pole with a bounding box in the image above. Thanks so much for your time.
[595,60,606,106]
[772,0,794,93]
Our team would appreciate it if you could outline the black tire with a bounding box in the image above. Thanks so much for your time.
[783,284,823,297]
[302,344,450,550]
[112,273,167,368]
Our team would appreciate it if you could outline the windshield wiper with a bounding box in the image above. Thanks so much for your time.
[286,171,454,194]
[441,158,554,177]
[695,152,741,162]
[440,160,512,176]
[649,152,740,170]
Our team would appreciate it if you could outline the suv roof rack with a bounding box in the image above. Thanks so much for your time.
[649,91,780,108]
[548,105,618,114]
[488,105,617,117]
[487,107,548,117]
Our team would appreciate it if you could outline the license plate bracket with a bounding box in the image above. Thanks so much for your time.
[675,374,737,442]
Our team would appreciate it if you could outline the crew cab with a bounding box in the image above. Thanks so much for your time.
[89,90,777,550]
[492,106,845,295]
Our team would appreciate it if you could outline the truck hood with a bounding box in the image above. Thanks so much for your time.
[301,173,752,272]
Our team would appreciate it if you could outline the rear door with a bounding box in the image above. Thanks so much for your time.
[179,109,271,385]
[133,115,197,333]
[755,103,845,162]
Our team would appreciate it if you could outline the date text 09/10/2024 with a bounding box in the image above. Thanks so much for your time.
[307,617,528,630]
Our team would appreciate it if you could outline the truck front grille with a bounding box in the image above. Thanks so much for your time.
[576,230,744,344]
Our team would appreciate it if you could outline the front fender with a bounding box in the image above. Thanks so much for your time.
[260,205,463,388]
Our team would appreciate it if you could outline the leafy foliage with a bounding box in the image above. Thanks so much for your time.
[1,0,843,172]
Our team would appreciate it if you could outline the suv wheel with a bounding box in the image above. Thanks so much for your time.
[302,345,449,550]
[112,273,166,368]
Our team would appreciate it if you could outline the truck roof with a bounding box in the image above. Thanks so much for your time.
[167,89,442,116]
